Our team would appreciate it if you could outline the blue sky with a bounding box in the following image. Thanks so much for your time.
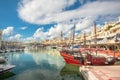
[0,0,120,42]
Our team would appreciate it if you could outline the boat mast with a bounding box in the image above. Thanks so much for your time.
[60,31,62,40]
[94,22,97,55]
[72,24,75,51]
[84,32,86,48]
[60,31,62,45]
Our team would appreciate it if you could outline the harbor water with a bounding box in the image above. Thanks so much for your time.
[0,47,84,80]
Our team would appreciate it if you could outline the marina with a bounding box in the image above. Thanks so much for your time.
[0,48,83,80]
[0,0,120,79]
[0,47,120,80]
[0,19,120,79]
[0,18,120,79]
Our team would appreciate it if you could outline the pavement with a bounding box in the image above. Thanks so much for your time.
[80,66,120,80]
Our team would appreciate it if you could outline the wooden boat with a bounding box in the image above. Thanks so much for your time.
[60,50,84,66]
[86,52,115,65]
[60,23,115,66]
[60,49,116,65]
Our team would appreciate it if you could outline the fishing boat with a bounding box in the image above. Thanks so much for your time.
[85,50,115,65]
[60,49,115,65]
[84,22,116,65]
[60,50,84,66]
[60,23,116,65]
[60,24,83,66]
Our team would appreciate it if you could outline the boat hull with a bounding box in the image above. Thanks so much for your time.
[63,56,83,66]
[60,50,115,66]
[60,51,83,65]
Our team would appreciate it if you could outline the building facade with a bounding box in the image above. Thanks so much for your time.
[0,30,2,48]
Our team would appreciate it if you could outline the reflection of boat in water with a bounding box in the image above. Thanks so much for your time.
[60,63,80,75]
[0,71,15,80]
[60,63,84,80]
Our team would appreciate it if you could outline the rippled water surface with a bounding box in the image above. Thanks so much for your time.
[0,47,84,80]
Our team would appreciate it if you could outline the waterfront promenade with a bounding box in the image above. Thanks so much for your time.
[80,65,120,80]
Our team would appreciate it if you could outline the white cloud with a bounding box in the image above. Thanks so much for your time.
[18,0,76,24]
[15,34,22,39]
[33,24,75,40]
[9,34,22,41]
[76,16,97,31]
[33,27,48,40]
[48,24,73,36]
[32,19,104,40]
[23,37,34,42]
[18,0,120,24]
[2,27,23,41]
[3,27,14,36]
[20,26,27,30]
[17,0,120,41]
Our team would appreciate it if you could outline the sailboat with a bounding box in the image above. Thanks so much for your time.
[60,23,116,65]
[60,24,84,66]
[83,22,116,65]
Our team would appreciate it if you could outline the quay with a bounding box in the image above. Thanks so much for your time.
[80,65,120,80]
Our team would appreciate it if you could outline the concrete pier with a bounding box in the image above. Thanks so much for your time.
[80,66,120,80]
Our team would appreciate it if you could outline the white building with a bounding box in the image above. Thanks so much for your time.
[0,30,2,48]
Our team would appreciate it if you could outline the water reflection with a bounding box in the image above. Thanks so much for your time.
[24,47,64,70]
[0,72,15,80]
[14,69,60,80]
[2,47,83,80]
[60,63,84,80]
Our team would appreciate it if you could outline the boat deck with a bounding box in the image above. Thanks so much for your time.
[80,66,120,80]
[0,64,15,74]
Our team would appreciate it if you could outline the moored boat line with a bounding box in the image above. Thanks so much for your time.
[0,48,24,53]
[60,48,116,66]
[59,21,117,66]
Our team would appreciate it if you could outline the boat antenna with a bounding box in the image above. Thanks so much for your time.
[60,31,62,46]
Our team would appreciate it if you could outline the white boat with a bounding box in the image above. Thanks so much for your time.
[0,57,6,63]
[0,64,15,74]
[0,50,6,53]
